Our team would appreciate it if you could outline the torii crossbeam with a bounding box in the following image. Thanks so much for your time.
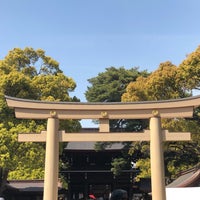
[5,95,200,200]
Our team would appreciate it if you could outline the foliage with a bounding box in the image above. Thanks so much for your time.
[177,45,200,91]
[111,157,127,176]
[135,158,151,181]
[122,51,200,180]
[162,118,200,178]
[122,61,190,102]
[85,66,150,174]
[0,47,80,179]
[0,122,45,179]
[85,47,200,180]
[86,66,149,102]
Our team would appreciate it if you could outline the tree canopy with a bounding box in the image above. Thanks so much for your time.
[178,45,200,91]
[86,66,149,132]
[122,47,200,180]
[1,45,200,182]
[85,46,200,180]
[0,47,80,179]
[86,66,149,102]
[85,66,150,174]
[122,61,190,102]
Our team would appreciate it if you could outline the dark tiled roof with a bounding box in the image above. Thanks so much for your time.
[167,166,200,188]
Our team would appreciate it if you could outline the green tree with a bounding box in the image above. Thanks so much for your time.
[122,61,190,102]
[86,66,149,102]
[162,118,200,178]
[85,66,149,174]
[122,59,200,180]
[177,45,200,91]
[86,66,149,132]
[0,47,80,179]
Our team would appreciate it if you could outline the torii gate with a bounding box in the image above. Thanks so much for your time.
[5,95,200,200]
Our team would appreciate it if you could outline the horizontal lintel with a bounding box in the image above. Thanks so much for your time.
[18,130,191,142]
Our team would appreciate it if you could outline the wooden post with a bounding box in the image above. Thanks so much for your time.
[43,117,59,200]
[150,114,166,200]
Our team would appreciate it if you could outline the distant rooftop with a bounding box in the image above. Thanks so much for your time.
[167,165,200,187]
[65,141,125,151]
[8,179,63,192]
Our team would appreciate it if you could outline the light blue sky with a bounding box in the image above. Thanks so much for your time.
[1,1,200,126]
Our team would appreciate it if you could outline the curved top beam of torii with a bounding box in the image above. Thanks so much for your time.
[5,95,200,119]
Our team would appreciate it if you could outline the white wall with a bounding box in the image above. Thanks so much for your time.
[166,187,200,200]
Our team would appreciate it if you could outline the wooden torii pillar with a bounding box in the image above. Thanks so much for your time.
[5,95,200,200]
